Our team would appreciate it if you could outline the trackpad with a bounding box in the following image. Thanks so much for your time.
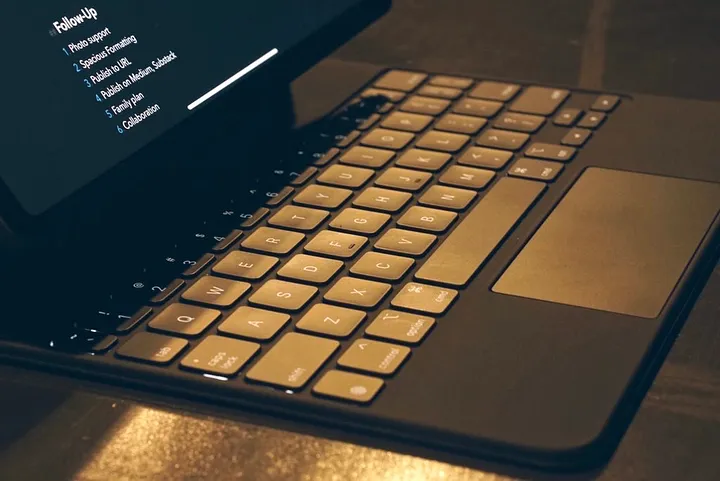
[493,168,720,318]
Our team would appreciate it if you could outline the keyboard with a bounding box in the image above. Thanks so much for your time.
[23,70,621,405]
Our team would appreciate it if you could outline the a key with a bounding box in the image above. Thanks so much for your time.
[241,227,305,255]
[245,332,339,389]
[375,228,436,256]
[329,208,390,235]
[353,187,412,213]
[397,206,457,233]
[440,165,495,190]
[419,185,477,211]
[304,230,367,259]
[509,86,569,115]
[417,85,463,100]
[375,167,432,192]
[180,276,250,308]
[248,279,318,312]
[434,113,486,135]
[577,112,606,129]
[380,112,433,132]
[265,186,294,207]
[591,94,620,112]
[477,129,529,151]
[429,75,473,90]
[390,282,458,315]
[553,108,583,126]
[338,339,410,376]
[453,98,503,118]
[374,70,427,92]
[218,306,290,341]
[525,142,576,162]
[294,185,352,209]
[395,149,451,172]
[296,304,367,338]
[415,177,546,286]
[457,147,513,170]
[365,309,435,345]
[289,166,318,186]
[361,88,406,103]
[317,164,374,189]
[361,128,415,151]
[415,130,469,153]
[350,252,414,282]
[268,205,329,232]
[211,230,243,253]
[508,158,564,182]
[313,370,384,404]
[182,253,215,279]
[115,332,188,365]
[180,335,259,376]
[148,303,221,337]
[276,254,343,284]
[339,146,395,169]
[212,251,278,281]
[313,147,340,166]
[469,81,521,101]
[240,207,269,228]
[561,128,592,146]
[493,112,545,133]
[400,96,450,116]
[324,277,392,309]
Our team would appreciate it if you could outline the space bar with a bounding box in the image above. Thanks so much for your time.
[415,177,546,286]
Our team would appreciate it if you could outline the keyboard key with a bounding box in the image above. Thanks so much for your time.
[329,208,390,235]
[398,206,457,233]
[458,147,513,170]
[304,230,367,259]
[240,207,269,228]
[212,230,243,252]
[365,310,435,345]
[340,146,394,169]
[509,86,569,115]
[400,96,450,116]
[91,335,118,353]
[338,339,410,376]
[356,113,381,131]
[440,165,495,190]
[116,332,188,365]
[525,142,576,162]
[294,185,352,209]
[508,158,564,182]
[361,128,414,150]
[561,128,592,146]
[353,187,412,213]
[218,306,290,341]
[374,70,427,92]
[476,129,529,151]
[248,279,318,312]
[313,370,384,404]
[289,166,318,186]
[180,335,259,376]
[380,112,433,133]
[212,251,278,281]
[435,113,486,135]
[350,252,414,282]
[375,228,436,256]
[417,85,463,100]
[554,108,582,126]
[415,130,469,153]
[180,276,250,308]
[391,282,458,315]
[241,227,305,255]
[246,332,339,389]
[313,147,339,167]
[296,304,366,338]
[324,277,392,309]
[453,98,503,118]
[493,112,545,133]
[148,304,221,337]
[265,186,294,207]
[277,254,343,284]
[116,307,153,334]
[429,75,473,90]
[268,205,329,232]
[577,112,606,129]
[395,149,451,172]
[375,167,432,192]
[415,177,546,286]
[591,94,620,112]
[149,279,185,305]
[182,253,215,279]
[317,164,374,189]
[419,185,476,211]
[361,88,406,103]
[469,81,521,101]
[335,130,360,148]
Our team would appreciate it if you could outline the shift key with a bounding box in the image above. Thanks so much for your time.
[246,332,339,389]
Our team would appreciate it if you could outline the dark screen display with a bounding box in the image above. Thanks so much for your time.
[0,1,361,215]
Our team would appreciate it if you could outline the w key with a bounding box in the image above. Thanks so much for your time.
[181,276,250,308]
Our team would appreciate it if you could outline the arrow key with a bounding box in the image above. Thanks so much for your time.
[561,128,592,147]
